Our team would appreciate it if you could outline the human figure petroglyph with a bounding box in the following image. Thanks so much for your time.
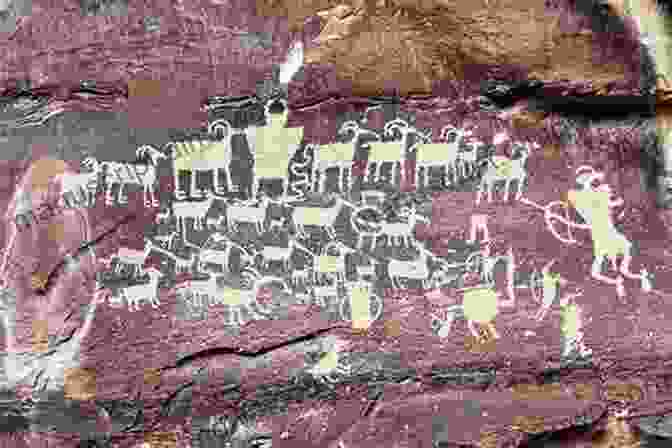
[245,98,304,199]
[534,259,566,322]
[559,289,592,359]
[344,281,381,330]
[567,165,649,294]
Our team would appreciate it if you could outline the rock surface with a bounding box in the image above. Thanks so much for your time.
[0,0,669,447]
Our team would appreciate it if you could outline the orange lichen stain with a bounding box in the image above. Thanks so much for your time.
[604,382,643,402]
[144,368,162,387]
[31,319,49,353]
[573,382,596,401]
[26,158,70,192]
[30,272,49,292]
[510,382,568,401]
[128,79,162,97]
[384,319,401,338]
[542,144,561,160]
[47,220,65,242]
[478,430,500,448]
[144,431,177,448]
[64,367,96,401]
[511,415,546,433]
[511,110,548,129]
[464,327,497,353]
[592,414,641,448]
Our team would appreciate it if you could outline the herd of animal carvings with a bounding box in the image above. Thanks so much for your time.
[57,98,660,359]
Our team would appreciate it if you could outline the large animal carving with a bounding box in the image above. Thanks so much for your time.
[476,141,536,204]
[167,121,236,200]
[82,145,166,207]
[309,120,379,193]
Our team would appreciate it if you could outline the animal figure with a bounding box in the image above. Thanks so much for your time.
[261,244,293,272]
[310,120,379,193]
[312,281,341,307]
[359,189,386,207]
[365,121,405,185]
[174,252,198,274]
[154,230,178,251]
[82,145,167,207]
[200,233,255,274]
[172,193,217,236]
[290,194,348,240]
[476,141,536,204]
[316,240,356,284]
[386,119,472,187]
[244,99,304,199]
[479,244,507,285]
[206,215,225,229]
[387,246,431,289]
[376,205,428,248]
[225,197,272,234]
[102,238,153,277]
[559,291,592,358]
[291,267,313,289]
[355,258,380,282]
[176,273,219,305]
[56,167,98,208]
[458,140,486,178]
[117,267,164,311]
[168,121,235,200]
[146,239,198,274]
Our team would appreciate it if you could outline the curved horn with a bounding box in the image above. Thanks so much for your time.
[208,119,232,140]
[575,165,596,176]
[439,125,457,141]
[384,118,409,137]
[338,120,359,135]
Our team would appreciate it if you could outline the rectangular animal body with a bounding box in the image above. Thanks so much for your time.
[367,141,404,162]
[317,142,356,163]
[415,143,451,163]
[173,140,229,169]
[293,207,327,226]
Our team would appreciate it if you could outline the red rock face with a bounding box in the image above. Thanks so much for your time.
[0,0,669,447]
